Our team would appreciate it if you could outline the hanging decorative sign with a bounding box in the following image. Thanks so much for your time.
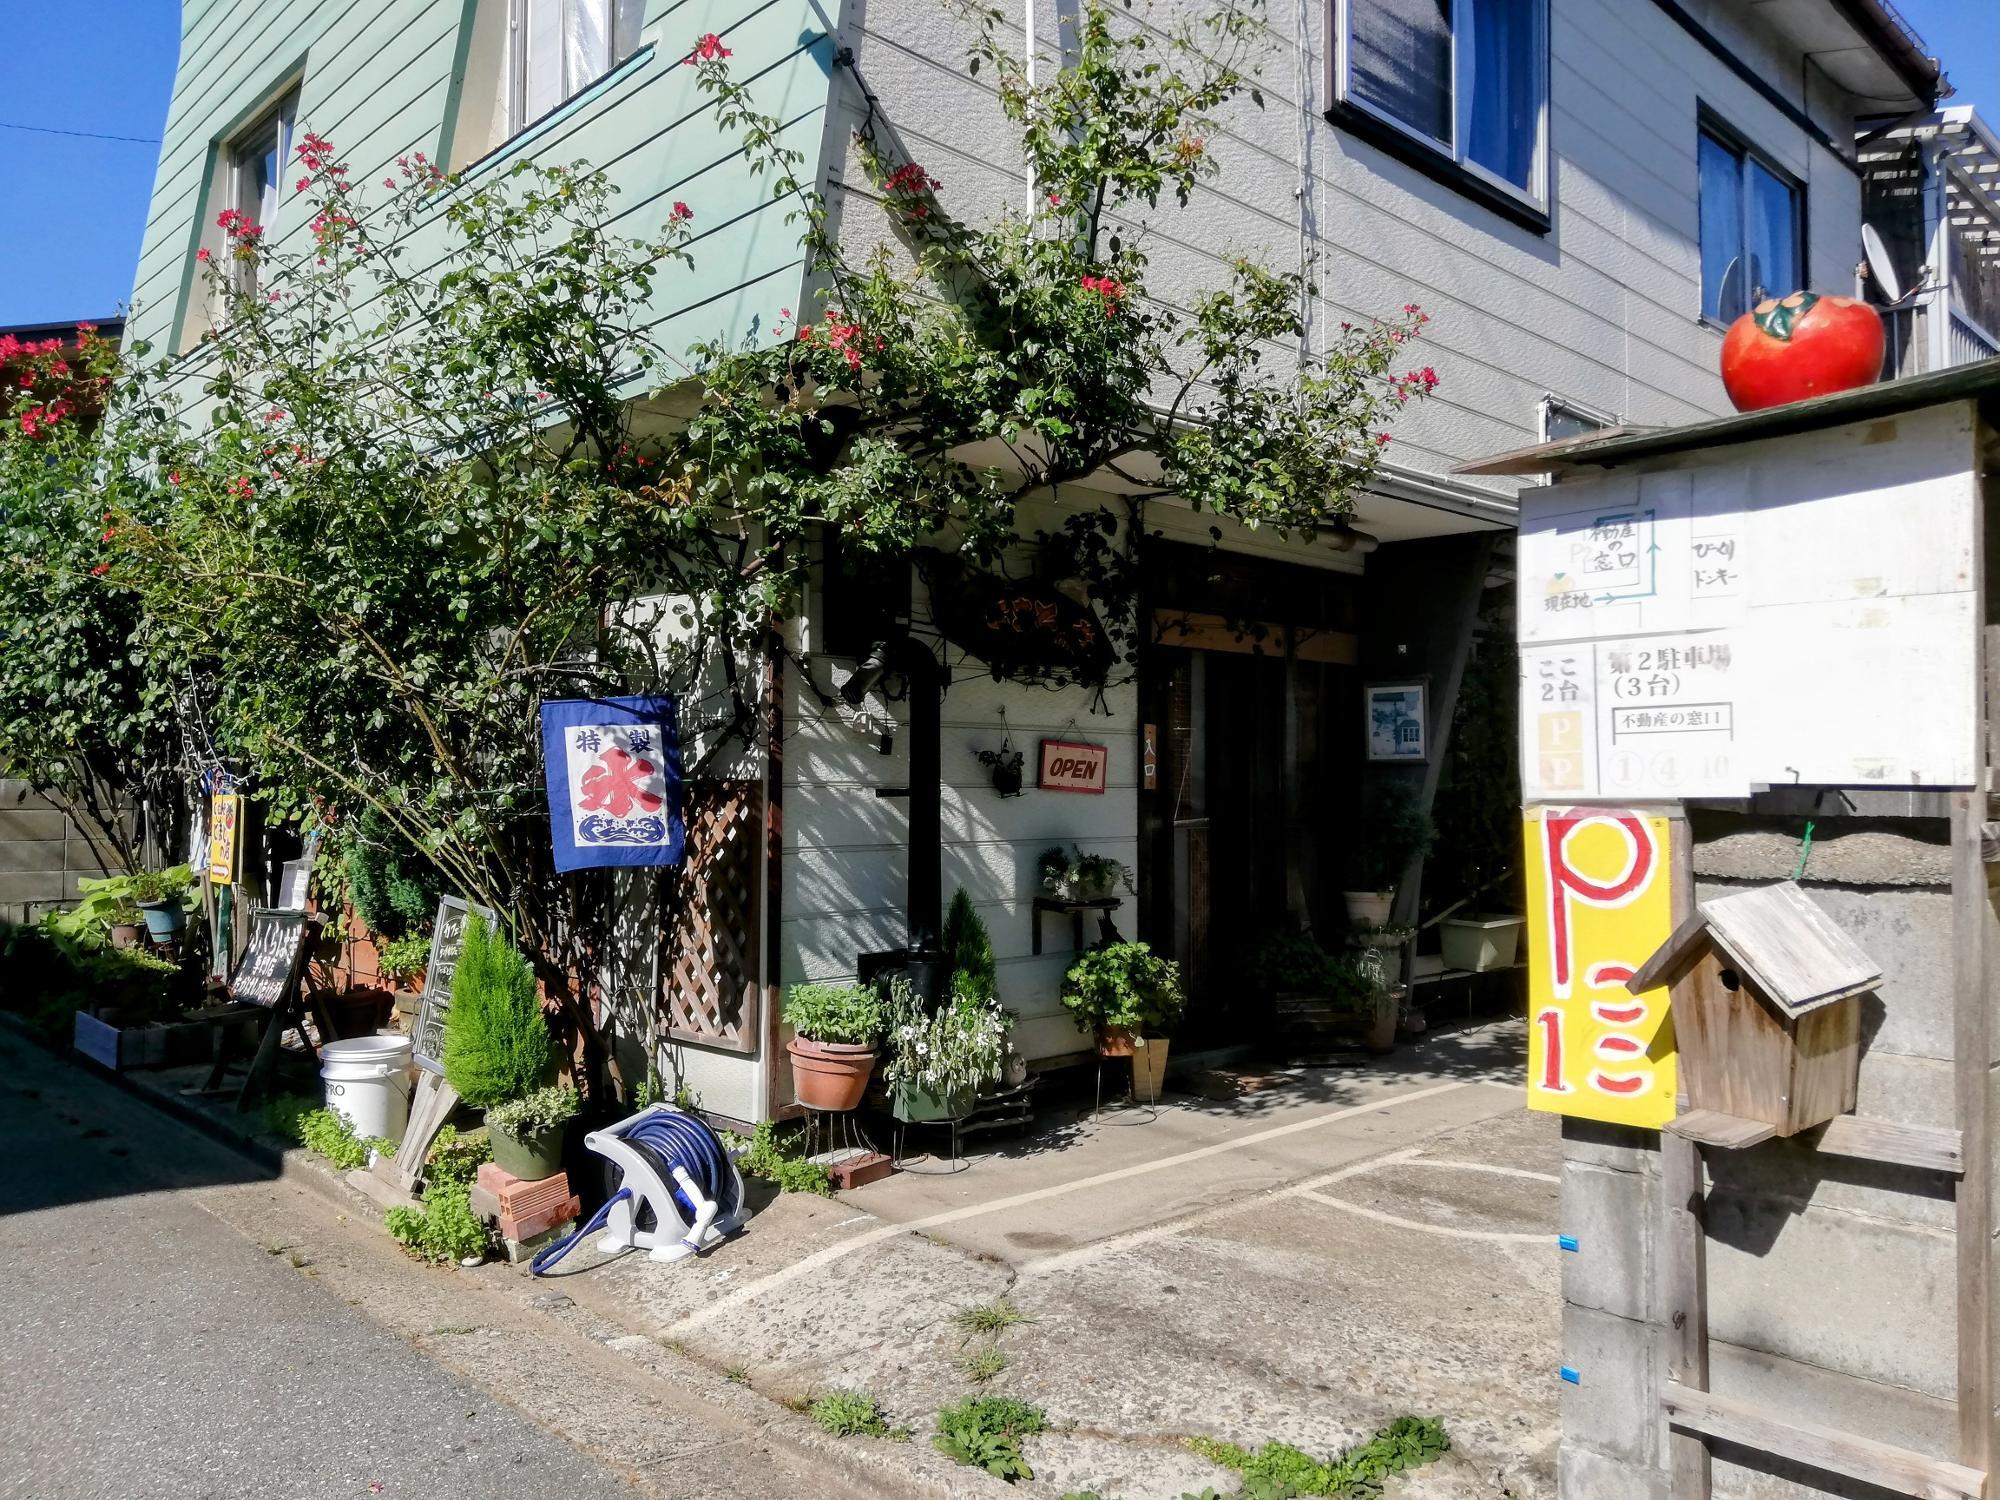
[207,792,243,884]
[412,893,499,1075]
[1039,738,1108,794]
[1524,808,1678,1130]
[926,563,1116,683]
[539,695,686,872]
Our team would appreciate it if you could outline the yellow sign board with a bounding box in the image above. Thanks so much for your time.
[207,792,242,885]
[1524,809,1677,1129]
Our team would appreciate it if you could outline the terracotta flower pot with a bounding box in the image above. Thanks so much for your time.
[109,922,145,950]
[787,1037,878,1112]
[1096,1025,1135,1058]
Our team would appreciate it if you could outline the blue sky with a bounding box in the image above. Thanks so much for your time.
[0,1,1993,329]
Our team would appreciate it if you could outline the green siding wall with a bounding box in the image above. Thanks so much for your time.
[129,0,838,369]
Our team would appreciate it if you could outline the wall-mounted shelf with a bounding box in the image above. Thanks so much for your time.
[1031,897,1122,955]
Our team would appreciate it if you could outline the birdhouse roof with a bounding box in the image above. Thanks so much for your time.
[1625,881,1881,1016]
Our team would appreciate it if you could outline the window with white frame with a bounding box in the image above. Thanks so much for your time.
[227,91,298,297]
[502,0,648,134]
[1334,0,1550,209]
[1698,114,1802,325]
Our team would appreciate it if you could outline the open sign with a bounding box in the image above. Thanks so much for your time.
[1038,739,1108,794]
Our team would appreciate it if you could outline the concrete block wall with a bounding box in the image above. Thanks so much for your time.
[0,778,123,924]
[1557,814,1967,1498]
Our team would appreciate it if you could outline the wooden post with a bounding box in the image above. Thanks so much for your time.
[1662,815,1713,1500]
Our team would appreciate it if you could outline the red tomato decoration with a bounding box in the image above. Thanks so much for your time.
[1720,291,1884,412]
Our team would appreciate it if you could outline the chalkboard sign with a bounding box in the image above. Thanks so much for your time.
[413,895,498,1075]
[233,908,312,1010]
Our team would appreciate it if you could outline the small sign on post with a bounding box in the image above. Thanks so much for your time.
[207,792,242,884]
[1038,738,1108,794]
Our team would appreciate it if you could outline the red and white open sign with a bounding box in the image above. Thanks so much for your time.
[1038,738,1108,794]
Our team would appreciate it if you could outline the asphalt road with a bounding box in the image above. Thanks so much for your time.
[0,1031,644,1500]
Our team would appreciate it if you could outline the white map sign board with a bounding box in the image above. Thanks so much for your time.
[1519,402,1980,800]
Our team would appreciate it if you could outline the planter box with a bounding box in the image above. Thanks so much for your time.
[73,1011,250,1071]
[1439,915,1525,973]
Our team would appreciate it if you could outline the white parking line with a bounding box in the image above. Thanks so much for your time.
[665,1079,1474,1334]
[1415,1160,1560,1185]
[1298,1189,1553,1244]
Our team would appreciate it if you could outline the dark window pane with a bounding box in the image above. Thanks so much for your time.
[1699,131,1746,322]
[1463,0,1540,189]
[1746,158,1799,305]
[1349,0,1453,146]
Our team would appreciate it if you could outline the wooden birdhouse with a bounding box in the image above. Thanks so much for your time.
[1626,881,1879,1148]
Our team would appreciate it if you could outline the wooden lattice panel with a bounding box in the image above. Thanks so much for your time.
[662,780,763,1052]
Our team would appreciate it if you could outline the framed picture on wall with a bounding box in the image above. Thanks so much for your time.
[1365,682,1428,762]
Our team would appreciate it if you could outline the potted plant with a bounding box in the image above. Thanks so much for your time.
[440,914,561,1178]
[59,870,161,949]
[376,931,431,992]
[1350,946,1401,1054]
[1439,912,1526,972]
[129,865,198,942]
[783,981,886,1111]
[1253,929,1393,1054]
[1341,788,1434,926]
[1061,941,1185,1103]
[974,739,1025,797]
[1037,844,1135,903]
[883,976,1010,1122]
[483,1085,581,1179]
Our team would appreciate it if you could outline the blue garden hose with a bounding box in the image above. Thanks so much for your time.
[529,1188,632,1276]
[529,1109,739,1277]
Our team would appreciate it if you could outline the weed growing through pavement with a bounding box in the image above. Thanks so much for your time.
[954,1297,1027,1337]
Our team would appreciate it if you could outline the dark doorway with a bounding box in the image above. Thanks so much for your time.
[1138,543,1362,1050]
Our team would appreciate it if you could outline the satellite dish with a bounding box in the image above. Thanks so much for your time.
[1862,223,1905,304]
[1718,256,1746,322]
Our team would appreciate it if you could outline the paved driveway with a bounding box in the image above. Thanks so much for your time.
[551,1017,1560,1499]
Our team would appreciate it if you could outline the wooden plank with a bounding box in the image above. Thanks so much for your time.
[1661,817,1712,1500]
[396,1072,460,1191]
[1151,609,1357,664]
[1663,1382,1986,1500]
[1813,1115,1965,1174]
[1666,1108,1777,1150]
[1626,904,1711,995]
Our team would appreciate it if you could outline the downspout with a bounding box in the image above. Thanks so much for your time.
[1925,139,1951,372]
[891,633,945,955]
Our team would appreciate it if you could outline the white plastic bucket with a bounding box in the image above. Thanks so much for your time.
[320,1034,414,1143]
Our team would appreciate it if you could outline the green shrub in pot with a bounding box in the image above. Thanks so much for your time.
[782,982,886,1046]
[441,914,550,1108]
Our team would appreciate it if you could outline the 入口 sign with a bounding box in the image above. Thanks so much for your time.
[1038,738,1107,794]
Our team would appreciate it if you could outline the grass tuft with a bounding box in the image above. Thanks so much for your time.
[953,1297,1027,1337]
[807,1390,894,1438]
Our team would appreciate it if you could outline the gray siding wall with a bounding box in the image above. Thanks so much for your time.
[825,0,1873,494]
